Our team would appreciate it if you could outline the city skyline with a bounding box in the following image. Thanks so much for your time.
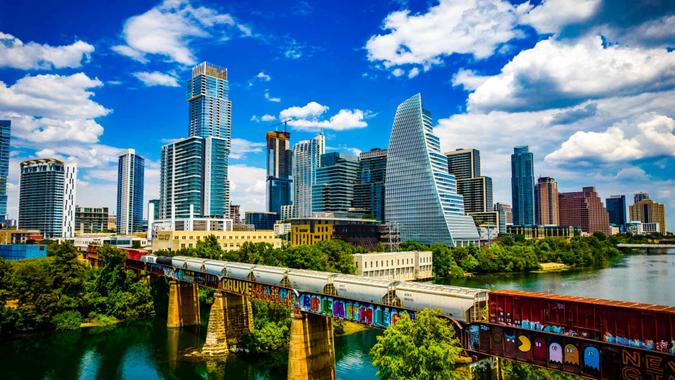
[0,0,673,229]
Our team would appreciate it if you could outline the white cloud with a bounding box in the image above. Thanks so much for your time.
[520,0,600,34]
[250,114,276,123]
[287,109,368,132]
[0,32,94,70]
[407,67,420,79]
[601,15,675,48]
[280,101,328,119]
[365,0,522,70]
[391,68,404,77]
[466,36,675,112]
[229,164,266,212]
[132,71,180,87]
[452,69,490,91]
[113,0,250,65]
[264,90,281,103]
[546,115,675,162]
[231,138,265,160]
[256,71,271,81]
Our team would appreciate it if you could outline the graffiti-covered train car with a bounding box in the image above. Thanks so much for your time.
[489,289,675,353]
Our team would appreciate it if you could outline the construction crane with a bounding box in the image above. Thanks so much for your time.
[269,119,291,133]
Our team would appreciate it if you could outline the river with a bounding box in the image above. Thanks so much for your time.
[1,250,672,379]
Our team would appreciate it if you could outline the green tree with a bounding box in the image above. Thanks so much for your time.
[370,309,463,380]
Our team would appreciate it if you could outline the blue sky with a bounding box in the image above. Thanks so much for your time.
[1,0,674,230]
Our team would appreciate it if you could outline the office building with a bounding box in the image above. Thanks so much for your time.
[19,158,77,238]
[107,215,117,231]
[445,148,480,181]
[290,216,399,250]
[75,206,109,234]
[559,187,610,235]
[117,149,144,234]
[0,245,48,260]
[535,177,559,225]
[281,204,295,221]
[458,176,493,214]
[0,120,9,224]
[629,194,667,234]
[153,230,281,252]
[353,148,387,221]
[385,94,479,246]
[148,199,160,221]
[0,229,42,244]
[230,204,241,224]
[633,192,650,203]
[605,195,627,226]
[266,131,293,215]
[187,62,231,139]
[511,146,535,226]
[312,152,359,213]
[469,211,502,234]
[293,134,325,217]
[494,203,512,225]
[353,251,433,281]
[245,211,279,230]
[507,225,580,240]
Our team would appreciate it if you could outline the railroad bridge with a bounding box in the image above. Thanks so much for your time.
[88,250,674,380]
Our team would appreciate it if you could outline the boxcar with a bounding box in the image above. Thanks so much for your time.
[396,283,487,323]
[489,290,675,352]
[124,248,147,261]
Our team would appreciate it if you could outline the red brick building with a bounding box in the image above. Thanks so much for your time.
[558,187,611,235]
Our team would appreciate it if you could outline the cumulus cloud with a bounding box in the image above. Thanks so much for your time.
[366,0,522,70]
[550,103,598,125]
[231,138,265,159]
[250,114,276,123]
[452,69,490,91]
[466,36,675,112]
[279,101,368,132]
[132,71,180,87]
[256,71,271,81]
[546,115,675,162]
[280,102,328,119]
[112,0,251,65]
[229,164,266,212]
[264,90,281,102]
[0,32,94,70]
[520,0,601,34]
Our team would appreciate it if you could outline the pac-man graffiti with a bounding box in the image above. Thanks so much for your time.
[564,344,580,366]
[549,342,563,364]
[583,346,600,371]
[518,335,531,352]
[533,338,547,361]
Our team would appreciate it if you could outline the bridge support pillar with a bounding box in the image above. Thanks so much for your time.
[167,281,200,328]
[224,293,253,343]
[287,311,335,380]
[202,291,229,355]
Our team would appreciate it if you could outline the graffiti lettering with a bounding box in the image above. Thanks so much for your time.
[223,279,251,296]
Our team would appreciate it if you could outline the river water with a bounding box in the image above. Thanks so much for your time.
[1,250,672,379]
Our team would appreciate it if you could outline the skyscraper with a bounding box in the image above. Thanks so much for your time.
[0,120,9,224]
[117,149,145,234]
[445,148,480,181]
[458,177,493,213]
[511,146,535,226]
[494,203,513,224]
[535,177,559,225]
[559,187,610,235]
[160,62,231,220]
[605,195,626,226]
[19,158,77,238]
[266,131,292,215]
[312,152,359,213]
[353,148,387,221]
[385,94,479,246]
[293,134,325,217]
[629,194,667,234]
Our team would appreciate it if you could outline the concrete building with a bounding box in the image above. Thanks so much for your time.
[353,251,433,281]
[0,229,43,244]
[507,225,580,240]
[385,94,479,246]
[19,158,77,238]
[559,187,611,235]
[469,211,503,234]
[353,148,387,222]
[289,216,399,251]
[511,146,535,226]
[629,194,667,234]
[312,152,359,214]
[459,176,493,214]
[229,204,241,224]
[107,215,117,231]
[445,148,480,181]
[266,131,293,216]
[245,211,279,230]
[293,134,325,217]
[117,149,144,234]
[152,230,282,252]
[605,195,627,227]
[535,177,559,225]
[494,203,512,225]
[281,204,295,221]
[75,206,109,234]
[0,120,9,224]
[61,235,148,249]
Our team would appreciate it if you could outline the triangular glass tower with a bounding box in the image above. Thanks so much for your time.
[385,93,479,246]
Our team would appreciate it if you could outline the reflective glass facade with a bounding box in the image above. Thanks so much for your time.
[312,152,359,213]
[117,149,145,234]
[0,120,9,223]
[385,94,479,246]
[605,195,626,226]
[354,148,387,221]
[293,134,325,217]
[511,146,535,226]
[187,63,231,140]
[266,131,292,215]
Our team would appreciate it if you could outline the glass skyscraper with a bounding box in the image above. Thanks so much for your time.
[293,134,325,217]
[19,158,77,238]
[160,62,231,220]
[266,131,292,215]
[0,120,10,224]
[353,148,387,221]
[511,146,535,226]
[605,195,626,226]
[385,94,479,246]
[117,149,145,234]
[312,152,359,213]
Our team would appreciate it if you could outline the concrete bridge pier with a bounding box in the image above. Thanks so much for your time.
[167,280,201,328]
[287,312,336,380]
[224,293,253,344]
[202,291,229,355]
